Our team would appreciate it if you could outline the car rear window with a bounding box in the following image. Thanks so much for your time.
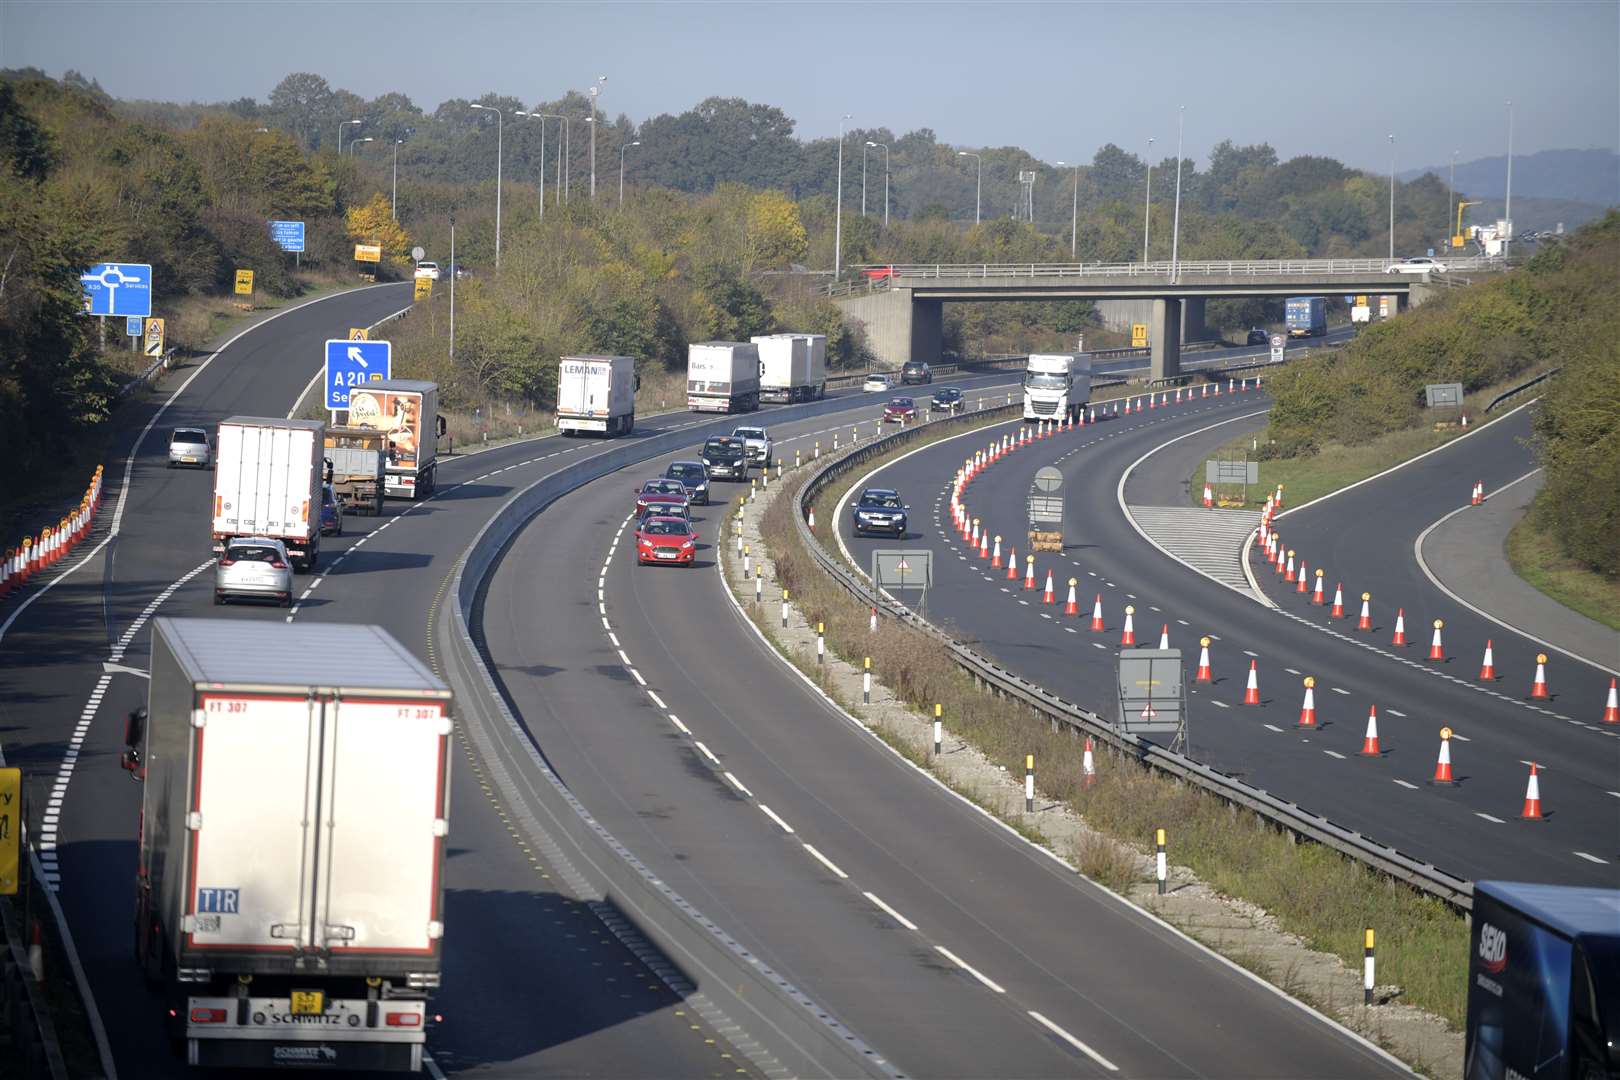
[171,430,207,444]
[668,464,703,480]
[228,546,280,563]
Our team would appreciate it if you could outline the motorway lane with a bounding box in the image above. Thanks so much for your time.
[481,400,1407,1076]
[846,395,1619,885]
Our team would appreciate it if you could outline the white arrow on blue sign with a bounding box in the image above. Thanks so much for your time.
[269,220,306,253]
[81,263,153,317]
[324,339,392,409]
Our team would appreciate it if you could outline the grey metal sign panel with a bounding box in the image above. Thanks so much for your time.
[1117,649,1184,737]
[1206,460,1260,485]
[1033,467,1064,493]
[1027,494,1064,525]
[1424,382,1464,408]
[872,549,932,590]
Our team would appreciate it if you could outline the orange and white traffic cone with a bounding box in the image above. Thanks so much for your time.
[1359,706,1381,756]
[1203,483,1214,508]
[1007,548,1019,581]
[1148,393,1156,410]
[1195,637,1213,682]
[1296,559,1311,594]
[991,536,1003,568]
[1520,762,1544,820]
[1082,737,1096,788]
[1297,677,1318,728]
[1090,595,1105,632]
[970,518,980,550]
[1042,570,1056,605]
[1428,619,1446,661]
[1431,728,1456,784]
[1120,605,1137,646]
[1158,624,1170,650]
[1479,640,1497,681]
[1471,481,1482,506]
[1063,579,1079,616]
[1392,608,1407,646]
[1311,569,1326,605]
[1603,678,1619,724]
[1284,550,1295,580]
[1242,660,1261,705]
[979,531,990,560]
[1024,559,1037,591]
[1530,654,1551,699]
[1330,583,1345,618]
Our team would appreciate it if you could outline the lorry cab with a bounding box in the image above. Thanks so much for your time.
[1023,353,1089,422]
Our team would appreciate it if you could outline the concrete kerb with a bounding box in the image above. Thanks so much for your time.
[723,434,1436,1076]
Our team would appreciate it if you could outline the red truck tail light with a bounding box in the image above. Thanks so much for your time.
[190,1007,228,1024]
[385,1011,421,1027]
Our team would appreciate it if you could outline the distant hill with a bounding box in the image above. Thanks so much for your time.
[1400,148,1617,207]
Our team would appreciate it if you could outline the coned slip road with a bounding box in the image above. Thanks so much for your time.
[843,390,1618,889]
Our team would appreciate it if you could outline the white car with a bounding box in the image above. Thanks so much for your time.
[1385,257,1446,275]
[862,373,893,393]
[214,537,293,607]
[731,425,773,466]
[414,261,441,281]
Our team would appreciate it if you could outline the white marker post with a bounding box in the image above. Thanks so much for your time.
[754,574,762,605]
[1364,929,1376,1006]
[933,704,942,758]
[1156,829,1168,895]
[817,622,825,665]
[781,589,789,629]
[743,545,751,580]
[863,657,871,705]
[1024,755,1035,813]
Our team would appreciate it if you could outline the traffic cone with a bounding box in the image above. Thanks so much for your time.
[1203,483,1214,508]
[970,519,980,549]
[1461,412,1469,428]
[1520,762,1544,820]
[1025,559,1037,591]
[991,536,1003,568]
[1392,609,1408,646]
[1284,550,1295,580]
[1195,637,1213,682]
[1311,569,1326,605]
[1296,560,1310,594]
[1330,583,1345,618]
[1063,579,1079,616]
[1603,678,1619,724]
[1428,619,1446,661]
[1158,624,1170,649]
[1089,595,1105,632]
[1242,660,1261,705]
[979,531,990,560]
[1530,654,1550,699]
[1042,570,1056,605]
[1148,393,1156,410]
[1274,484,1284,509]
[1297,677,1317,728]
[1120,605,1136,646]
[1359,706,1381,756]
[1007,548,1019,581]
[1431,729,1456,784]
[1471,481,1482,506]
[1478,640,1497,681]
[1082,737,1096,788]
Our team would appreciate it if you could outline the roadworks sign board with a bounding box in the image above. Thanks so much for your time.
[234,269,254,295]
[144,317,165,357]
[348,327,369,341]
[354,244,383,264]
[414,277,434,301]
[872,548,933,590]
[0,767,20,895]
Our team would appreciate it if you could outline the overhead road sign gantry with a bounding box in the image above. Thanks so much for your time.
[269,220,306,252]
[325,338,392,410]
[80,262,152,317]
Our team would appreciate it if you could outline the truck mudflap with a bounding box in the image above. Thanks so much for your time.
[186,994,426,1071]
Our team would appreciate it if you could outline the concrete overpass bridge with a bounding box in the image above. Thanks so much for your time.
[830,257,1508,380]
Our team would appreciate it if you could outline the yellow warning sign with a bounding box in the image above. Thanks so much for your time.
[348,327,369,341]
[354,244,382,264]
[1131,323,1149,348]
[144,317,166,358]
[413,276,434,301]
[234,269,255,295]
[0,766,20,895]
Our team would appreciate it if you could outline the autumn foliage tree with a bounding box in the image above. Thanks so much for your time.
[344,193,411,267]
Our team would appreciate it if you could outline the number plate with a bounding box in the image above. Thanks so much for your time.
[290,990,325,1015]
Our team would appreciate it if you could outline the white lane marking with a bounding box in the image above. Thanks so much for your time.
[1475,813,1505,824]
[667,714,690,734]
[694,741,720,765]
[862,891,919,931]
[616,649,632,666]
[724,772,754,797]
[607,632,620,647]
[1451,733,1471,742]
[1608,791,1620,799]
[758,805,796,834]
[1243,649,1258,657]
[1092,642,1107,650]
[629,668,647,687]
[934,946,1006,993]
[1263,723,1284,733]
[802,843,849,879]
[1574,851,1609,864]
[1211,700,1229,709]
[1323,750,1346,760]
[646,690,667,710]
[1284,667,1301,676]
[1387,709,1407,718]
[1027,1011,1119,1072]
[1330,687,1350,696]
[1393,779,1419,790]
[1519,760,1543,770]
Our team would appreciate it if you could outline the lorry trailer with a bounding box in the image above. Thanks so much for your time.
[344,379,441,500]
[686,342,761,413]
[557,354,639,435]
[211,417,323,571]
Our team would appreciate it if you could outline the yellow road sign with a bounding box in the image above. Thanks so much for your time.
[348,327,369,341]
[1131,323,1149,348]
[144,317,166,358]
[234,269,255,295]
[413,277,433,301]
[354,244,382,264]
[0,766,20,895]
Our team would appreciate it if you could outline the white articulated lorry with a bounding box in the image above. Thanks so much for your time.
[752,333,827,403]
[123,617,452,1072]
[686,341,761,413]
[1022,353,1092,422]
[556,354,639,436]
[212,417,324,572]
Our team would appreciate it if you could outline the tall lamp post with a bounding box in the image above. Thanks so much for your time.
[866,141,890,228]
[834,113,853,277]
[1447,149,1458,247]
[539,113,569,206]
[470,103,504,269]
[587,75,606,202]
[337,118,361,155]
[958,151,981,225]
[515,110,548,219]
[1387,133,1395,261]
[392,136,406,219]
[348,136,374,156]
[1142,136,1155,264]
[861,140,870,216]
[1504,100,1514,256]
[1056,160,1079,258]
[1170,107,1185,281]
[619,140,640,206]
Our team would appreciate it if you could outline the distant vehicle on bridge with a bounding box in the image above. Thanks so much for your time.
[1286,296,1328,338]
[1385,256,1448,275]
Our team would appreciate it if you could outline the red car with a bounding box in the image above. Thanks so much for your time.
[636,516,698,566]
[883,396,917,423]
[635,478,689,516]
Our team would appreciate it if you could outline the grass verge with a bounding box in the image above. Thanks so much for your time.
[750,430,1470,1031]
[1505,512,1620,630]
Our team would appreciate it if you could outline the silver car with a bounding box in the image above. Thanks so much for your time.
[214,538,293,607]
[167,427,212,468]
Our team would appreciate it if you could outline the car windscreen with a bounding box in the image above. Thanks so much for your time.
[887,399,913,408]
[228,546,280,562]
[171,430,207,444]
[704,441,743,460]
[734,429,763,440]
[859,494,902,509]
[1024,373,1068,388]
[642,520,690,536]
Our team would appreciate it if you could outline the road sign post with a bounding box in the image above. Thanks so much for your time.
[324,339,393,411]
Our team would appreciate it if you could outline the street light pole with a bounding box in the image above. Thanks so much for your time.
[338,118,361,155]
[834,113,852,277]
[588,76,605,203]
[958,151,981,225]
[1387,133,1395,261]
[538,114,568,206]
[348,136,374,156]
[1504,100,1514,256]
[619,140,640,206]
[1170,107,1185,281]
[448,214,456,363]
[861,141,869,217]
[1448,149,1457,246]
[470,103,504,269]
[1057,160,1079,258]
[1143,136,1154,264]
[515,111,549,220]
[866,142,889,228]
[392,138,403,218]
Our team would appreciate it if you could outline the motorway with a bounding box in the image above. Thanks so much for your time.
[0,294,1410,1078]
[841,388,1619,891]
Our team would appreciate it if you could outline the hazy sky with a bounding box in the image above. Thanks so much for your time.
[4,1,1616,171]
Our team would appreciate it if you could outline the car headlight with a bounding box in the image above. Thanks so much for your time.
[681,540,694,550]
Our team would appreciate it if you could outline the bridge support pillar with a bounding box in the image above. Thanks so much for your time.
[833,288,941,368]
[1150,298,1182,383]
[1180,297,1207,342]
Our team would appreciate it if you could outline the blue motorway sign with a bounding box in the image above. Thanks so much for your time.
[324,339,392,410]
[126,316,143,337]
[81,263,153,317]
[269,220,306,252]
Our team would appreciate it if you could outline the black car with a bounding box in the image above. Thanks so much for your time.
[665,460,711,505]
[1245,328,1269,346]
[851,487,908,538]
[900,360,932,385]
[930,386,964,412]
[701,436,749,481]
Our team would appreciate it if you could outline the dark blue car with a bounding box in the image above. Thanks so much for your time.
[851,487,907,538]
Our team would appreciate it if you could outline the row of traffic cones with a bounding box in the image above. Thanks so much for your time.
[1,465,105,600]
